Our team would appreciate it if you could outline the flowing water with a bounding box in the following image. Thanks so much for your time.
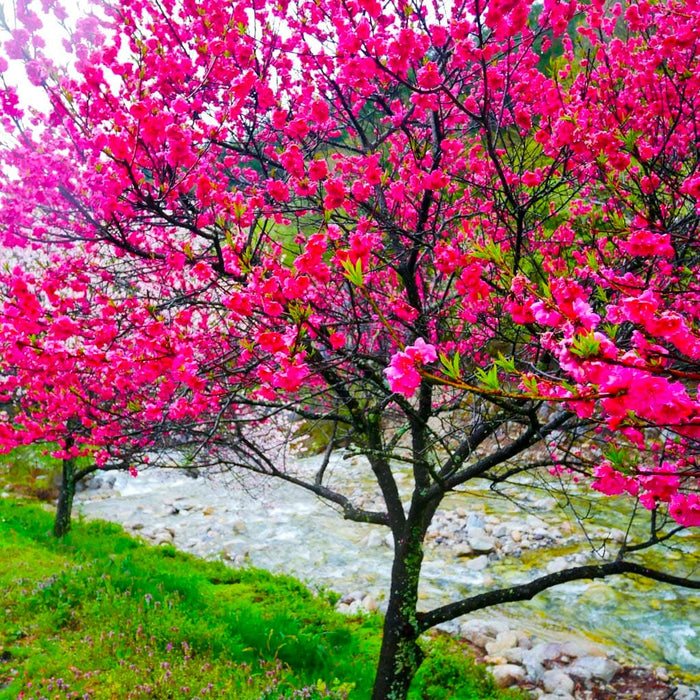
[76,451,700,683]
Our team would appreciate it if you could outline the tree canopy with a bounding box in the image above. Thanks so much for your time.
[1,0,699,697]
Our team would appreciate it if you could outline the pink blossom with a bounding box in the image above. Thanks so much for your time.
[384,339,437,397]
[416,62,442,89]
[669,493,700,527]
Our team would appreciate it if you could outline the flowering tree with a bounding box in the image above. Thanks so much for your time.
[0,253,218,535]
[1,0,699,696]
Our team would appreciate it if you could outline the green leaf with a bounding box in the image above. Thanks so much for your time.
[341,258,364,287]
[494,353,516,374]
[439,351,462,380]
[570,330,601,359]
[475,365,499,391]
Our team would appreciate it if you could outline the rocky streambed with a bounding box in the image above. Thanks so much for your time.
[74,452,699,699]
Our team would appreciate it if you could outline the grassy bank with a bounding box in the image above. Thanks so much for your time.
[0,497,525,700]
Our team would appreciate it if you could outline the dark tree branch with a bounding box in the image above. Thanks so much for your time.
[417,560,700,632]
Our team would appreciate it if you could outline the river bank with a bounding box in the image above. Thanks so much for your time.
[74,454,699,699]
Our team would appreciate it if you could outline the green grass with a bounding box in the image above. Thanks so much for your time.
[0,495,527,700]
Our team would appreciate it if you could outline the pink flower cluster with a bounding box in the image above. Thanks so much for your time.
[592,461,700,527]
[384,338,437,398]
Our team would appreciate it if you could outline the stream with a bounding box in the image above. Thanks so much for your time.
[75,450,700,685]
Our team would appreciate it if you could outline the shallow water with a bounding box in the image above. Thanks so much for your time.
[76,451,700,681]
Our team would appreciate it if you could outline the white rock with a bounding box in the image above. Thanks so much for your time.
[542,669,575,694]
[486,630,520,656]
[675,685,700,700]
[465,554,489,570]
[559,639,606,658]
[361,595,378,612]
[468,529,496,553]
[502,647,524,664]
[522,642,563,680]
[602,527,626,543]
[453,543,474,557]
[493,523,509,538]
[491,664,526,687]
[568,656,620,682]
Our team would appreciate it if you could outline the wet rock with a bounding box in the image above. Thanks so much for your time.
[491,664,526,687]
[568,655,620,683]
[522,642,563,680]
[486,630,520,656]
[453,543,474,557]
[559,639,606,658]
[467,528,496,553]
[542,669,575,694]
[465,554,489,571]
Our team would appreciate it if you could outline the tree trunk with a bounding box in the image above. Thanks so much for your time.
[53,436,76,538]
[371,532,425,700]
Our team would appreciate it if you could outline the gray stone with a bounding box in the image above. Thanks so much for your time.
[486,630,520,655]
[491,664,526,688]
[522,642,563,680]
[468,529,496,553]
[502,647,524,664]
[492,523,509,538]
[465,554,489,570]
[361,595,378,612]
[568,655,620,683]
[542,669,575,694]
[559,639,606,658]
[675,685,700,700]
[453,543,474,557]
[466,514,485,529]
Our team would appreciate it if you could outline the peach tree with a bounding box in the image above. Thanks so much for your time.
[1,0,699,696]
